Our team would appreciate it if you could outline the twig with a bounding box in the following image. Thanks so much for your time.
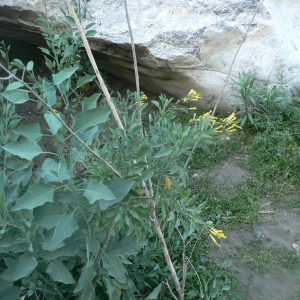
[183,0,265,169]
[176,228,187,293]
[149,199,184,300]
[65,0,125,131]
[211,0,265,117]
[164,279,179,300]
[96,229,113,267]
[0,63,123,178]
[123,0,142,126]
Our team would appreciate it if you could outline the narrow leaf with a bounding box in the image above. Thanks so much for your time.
[147,283,162,299]
[153,147,173,158]
[74,261,96,293]
[42,80,57,107]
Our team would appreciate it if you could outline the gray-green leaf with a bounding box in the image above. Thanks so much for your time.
[46,259,75,284]
[73,107,111,133]
[52,66,78,85]
[3,140,43,160]
[12,183,54,211]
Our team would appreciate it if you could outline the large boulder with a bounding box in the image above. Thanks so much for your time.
[0,0,300,112]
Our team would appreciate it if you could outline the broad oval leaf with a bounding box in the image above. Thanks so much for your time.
[76,74,96,89]
[1,89,29,104]
[42,80,57,107]
[82,93,101,111]
[33,202,62,230]
[74,261,96,293]
[44,113,62,135]
[42,213,79,251]
[3,140,43,160]
[83,180,116,205]
[147,283,162,299]
[52,66,79,85]
[6,82,23,91]
[12,183,54,211]
[14,253,37,281]
[12,124,42,142]
[73,107,111,133]
[46,259,75,284]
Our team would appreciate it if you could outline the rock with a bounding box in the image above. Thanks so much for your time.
[0,0,300,112]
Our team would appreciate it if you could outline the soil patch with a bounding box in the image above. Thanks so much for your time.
[206,155,300,300]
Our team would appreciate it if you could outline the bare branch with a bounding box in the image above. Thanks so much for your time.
[65,0,125,131]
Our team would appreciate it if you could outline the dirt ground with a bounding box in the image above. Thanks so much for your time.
[204,155,300,300]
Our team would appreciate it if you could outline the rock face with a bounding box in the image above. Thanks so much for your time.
[0,0,300,112]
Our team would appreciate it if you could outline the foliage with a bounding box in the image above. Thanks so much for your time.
[0,5,240,300]
[232,71,293,132]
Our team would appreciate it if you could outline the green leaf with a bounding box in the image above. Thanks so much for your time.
[153,147,173,158]
[103,236,147,284]
[1,89,29,104]
[38,47,50,55]
[14,252,37,281]
[0,284,21,300]
[139,169,154,182]
[26,61,34,71]
[74,261,96,293]
[73,107,111,133]
[42,80,57,107]
[52,66,78,85]
[46,259,75,284]
[76,74,96,89]
[13,123,42,142]
[44,112,62,135]
[41,230,84,260]
[86,30,97,37]
[12,183,54,211]
[42,212,79,251]
[63,44,74,59]
[13,58,24,69]
[33,202,62,229]
[39,158,73,182]
[147,283,162,299]
[83,180,116,205]
[6,82,23,90]
[104,178,134,203]
[3,140,43,160]
[82,93,101,111]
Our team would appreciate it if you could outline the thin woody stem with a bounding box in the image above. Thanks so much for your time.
[0,63,123,178]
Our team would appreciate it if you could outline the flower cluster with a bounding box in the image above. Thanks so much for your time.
[189,110,217,126]
[209,228,227,246]
[215,112,242,133]
[183,89,202,103]
[135,91,148,106]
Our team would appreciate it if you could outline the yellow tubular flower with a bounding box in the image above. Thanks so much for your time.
[189,107,197,110]
[210,228,227,245]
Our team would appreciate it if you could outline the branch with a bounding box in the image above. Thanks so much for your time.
[149,199,184,300]
[183,0,265,169]
[0,63,123,179]
[123,0,142,126]
[65,0,125,131]
[211,0,265,116]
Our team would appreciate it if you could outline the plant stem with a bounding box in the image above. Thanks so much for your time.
[149,198,184,300]
[0,63,123,179]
